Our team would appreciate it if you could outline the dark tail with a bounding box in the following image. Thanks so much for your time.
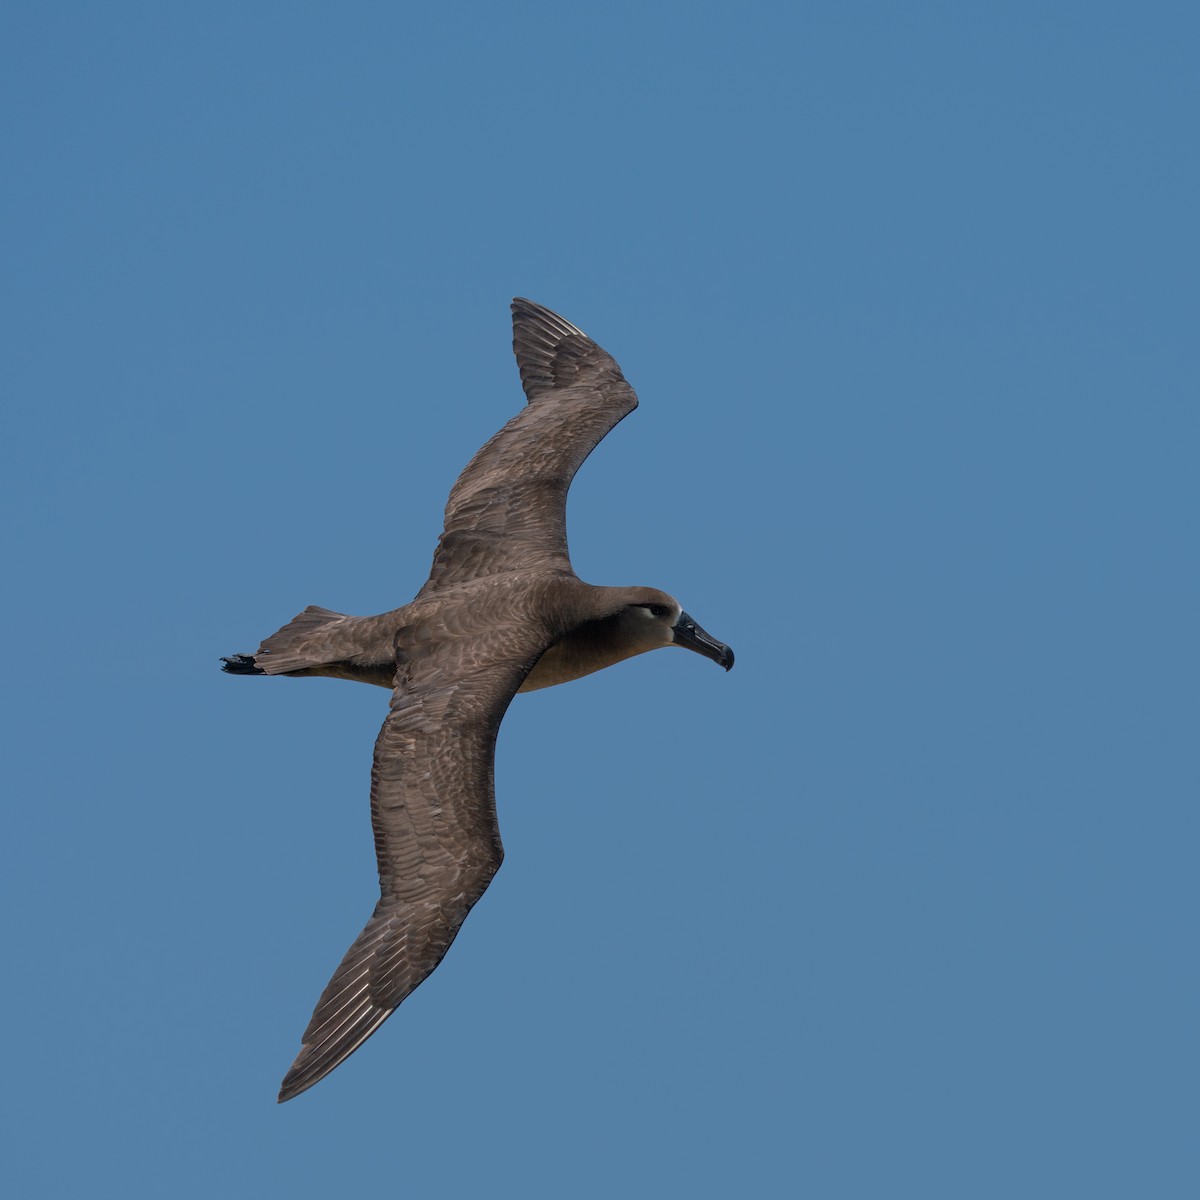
[222,605,351,679]
[221,654,265,675]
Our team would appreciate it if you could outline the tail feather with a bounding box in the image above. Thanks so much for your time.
[254,605,348,675]
[222,605,398,688]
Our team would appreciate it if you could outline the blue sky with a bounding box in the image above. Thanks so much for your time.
[3,3,1196,1196]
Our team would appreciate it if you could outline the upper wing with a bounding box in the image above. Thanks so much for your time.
[276,641,540,1102]
[418,299,638,596]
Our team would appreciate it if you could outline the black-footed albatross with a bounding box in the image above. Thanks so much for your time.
[223,298,733,1102]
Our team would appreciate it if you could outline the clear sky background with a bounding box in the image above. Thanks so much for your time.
[3,3,1196,1197]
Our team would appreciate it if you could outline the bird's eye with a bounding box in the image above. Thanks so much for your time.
[648,604,669,618]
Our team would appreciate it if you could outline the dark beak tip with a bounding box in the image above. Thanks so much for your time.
[672,615,733,673]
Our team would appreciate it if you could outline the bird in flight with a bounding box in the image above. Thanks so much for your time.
[223,299,734,1102]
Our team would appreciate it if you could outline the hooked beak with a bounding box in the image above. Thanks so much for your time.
[672,611,734,671]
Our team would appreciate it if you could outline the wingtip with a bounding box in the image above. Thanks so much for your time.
[275,1058,320,1105]
[510,297,588,340]
[510,298,613,403]
[277,1059,322,1104]
[273,995,397,1104]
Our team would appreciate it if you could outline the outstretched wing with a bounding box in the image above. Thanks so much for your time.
[277,642,540,1102]
[418,299,638,596]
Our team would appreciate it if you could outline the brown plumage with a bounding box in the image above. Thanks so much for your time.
[223,299,733,1102]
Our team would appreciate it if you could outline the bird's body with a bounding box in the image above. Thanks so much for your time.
[224,299,733,1101]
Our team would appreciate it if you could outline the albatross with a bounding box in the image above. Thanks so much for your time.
[223,299,734,1102]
